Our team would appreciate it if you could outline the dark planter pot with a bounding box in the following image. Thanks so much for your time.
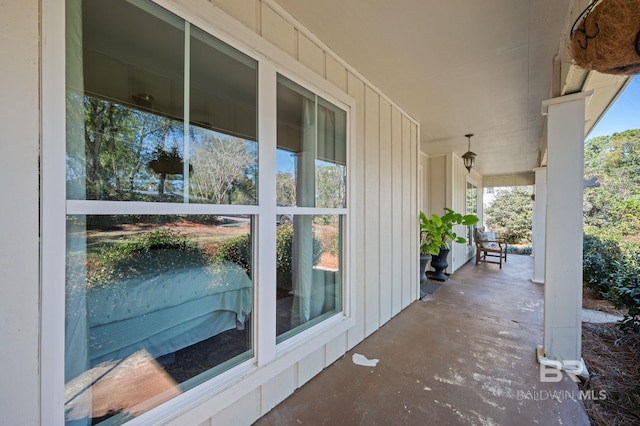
[429,247,450,282]
[419,254,432,285]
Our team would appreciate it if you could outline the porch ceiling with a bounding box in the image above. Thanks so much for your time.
[272,0,630,179]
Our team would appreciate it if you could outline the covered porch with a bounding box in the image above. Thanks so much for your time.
[255,254,590,425]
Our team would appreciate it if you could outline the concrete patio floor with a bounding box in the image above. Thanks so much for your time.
[255,254,591,425]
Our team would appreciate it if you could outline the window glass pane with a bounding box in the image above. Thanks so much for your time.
[67,0,258,204]
[67,0,185,201]
[467,182,478,244]
[188,27,258,204]
[276,75,347,208]
[276,215,343,342]
[65,214,253,424]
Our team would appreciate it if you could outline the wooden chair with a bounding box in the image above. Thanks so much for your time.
[474,227,507,268]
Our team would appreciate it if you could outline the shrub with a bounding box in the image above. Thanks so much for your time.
[611,277,640,333]
[610,249,640,333]
[89,229,208,286]
[583,233,640,333]
[214,223,322,277]
[274,224,322,274]
[215,233,252,275]
[583,234,623,296]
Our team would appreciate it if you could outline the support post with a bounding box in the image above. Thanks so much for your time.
[540,91,592,363]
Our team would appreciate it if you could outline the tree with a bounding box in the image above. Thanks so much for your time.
[316,163,346,208]
[77,95,178,200]
[189,131,257,204]
[276,171,296,207]
[584,129,640,237]
[484,186,533,244]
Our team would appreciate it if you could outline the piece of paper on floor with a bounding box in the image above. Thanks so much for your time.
[352,353,379,367]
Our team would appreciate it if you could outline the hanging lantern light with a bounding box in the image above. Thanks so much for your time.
[462,133,477,173]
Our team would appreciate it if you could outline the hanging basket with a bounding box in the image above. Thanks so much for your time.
[570,0,640,75]
[148,159,192,175]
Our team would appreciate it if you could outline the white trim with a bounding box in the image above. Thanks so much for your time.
[66,200,261,216]
[183,21,191,202]
[274,206,348,216]
[40,0,67,423]
[257,59,278,366]
[541,90,593,115]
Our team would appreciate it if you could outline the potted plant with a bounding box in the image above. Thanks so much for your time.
[419,212,437,286]
[420,208,479,281]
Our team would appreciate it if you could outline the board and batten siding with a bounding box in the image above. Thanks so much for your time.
[161,0,420,424]
[0,1,41,425]
[422,153,481,274]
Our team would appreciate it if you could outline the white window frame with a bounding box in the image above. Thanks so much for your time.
[41,0,357,423]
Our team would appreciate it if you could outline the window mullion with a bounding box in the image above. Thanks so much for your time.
[183,21,191,203]
[256,60,278,366]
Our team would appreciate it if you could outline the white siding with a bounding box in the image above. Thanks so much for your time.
[0,1,41,424]
[451,155,470,272]
[391,108,405,316]
[379,98,393,325]
[364,86,381,337]
[347,71,367,349]
[428,155,447,216]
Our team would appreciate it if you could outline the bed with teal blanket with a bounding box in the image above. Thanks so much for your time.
[85,261,252,367]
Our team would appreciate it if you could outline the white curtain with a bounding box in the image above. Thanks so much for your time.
[291,99,337,325]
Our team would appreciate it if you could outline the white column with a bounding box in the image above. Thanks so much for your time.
[531,167,546,284]
[540,91,591,363]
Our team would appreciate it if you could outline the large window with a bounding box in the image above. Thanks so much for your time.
[275,76,346,342]
[63,1,348,424]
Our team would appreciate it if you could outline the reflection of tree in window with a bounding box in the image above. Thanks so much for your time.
[277,170,296,207]
[190,129,257,204]
[316,161,346,208]
[79,96,181,200]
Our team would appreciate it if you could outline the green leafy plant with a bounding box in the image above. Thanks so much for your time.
[420,208,479,255]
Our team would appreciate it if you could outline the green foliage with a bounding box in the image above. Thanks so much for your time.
[584,130,640,233]
[89,229,208,286]
[583,234,623,295]
[214,223,322,276]
[420,208,479,255]
[612,197,640,236]
[583,130,640,331]
[215,233,252,274]
[611,274,640,333]
[583,233,640,333]
[78,96,178,200]
[484,186,533,244]
[274,224,322,274]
